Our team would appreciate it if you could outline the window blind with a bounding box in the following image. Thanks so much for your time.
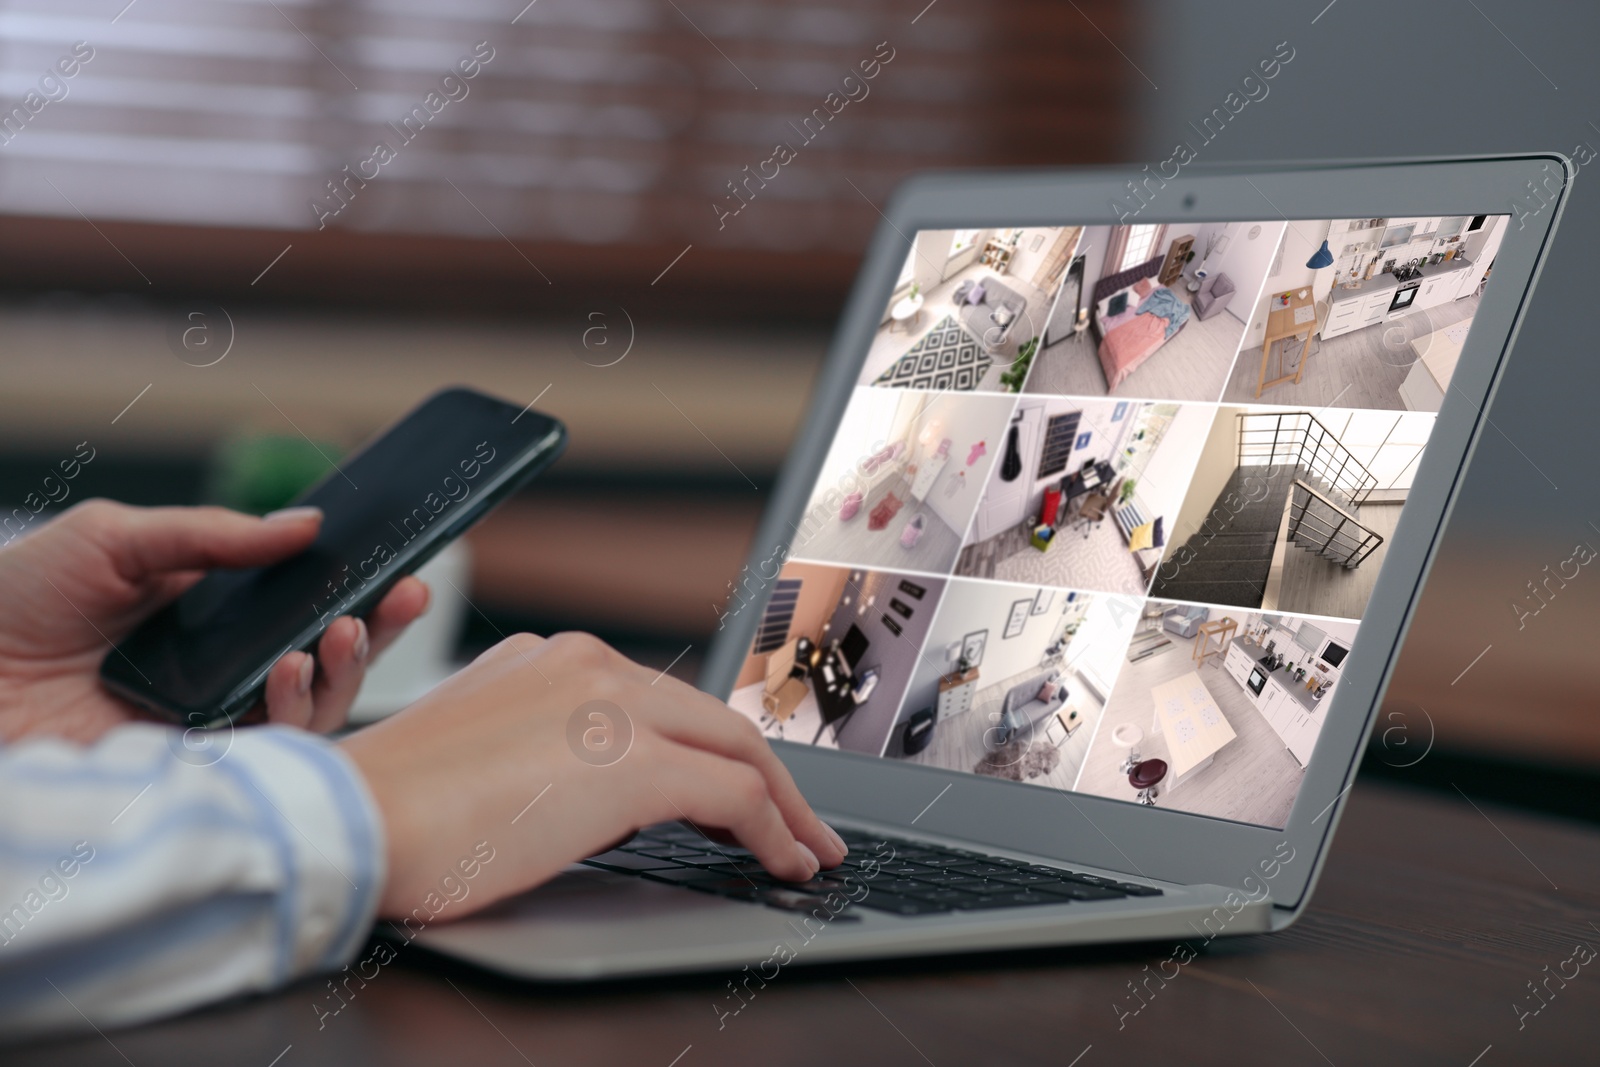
[0,0,1138,258]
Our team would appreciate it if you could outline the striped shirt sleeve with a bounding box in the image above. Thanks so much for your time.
[0,722,386,1039]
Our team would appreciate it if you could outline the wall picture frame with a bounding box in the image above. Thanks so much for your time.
[881,614,903,637]
[898,579,927,600]
[1111,401,1128,422]
[1004,598,1032,639]
[1075,431,1092,450]
[889,597,913,619]
[962,630,987,669]
[1032,589,1054,615]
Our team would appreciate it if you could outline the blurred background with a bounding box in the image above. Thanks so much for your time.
[1,1,1594,818]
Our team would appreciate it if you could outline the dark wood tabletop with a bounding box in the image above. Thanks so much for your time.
[14,780,1598,1066]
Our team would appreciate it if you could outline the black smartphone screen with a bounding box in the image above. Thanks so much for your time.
[101,387,565,725]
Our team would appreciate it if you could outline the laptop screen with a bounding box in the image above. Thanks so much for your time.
[729,216,1506,829]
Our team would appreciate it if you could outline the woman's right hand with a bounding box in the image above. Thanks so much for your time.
[340,631,848,919]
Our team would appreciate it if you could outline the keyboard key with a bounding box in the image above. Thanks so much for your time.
[581,851,682,873]
[633,847,717,861]
[1033,882,1127,901]
[950,863,1017,878]
[915,888,984,905]
[1114,883,1164,897]
[851,893,955,916]
[878,862,937,877]
[642,867,755,888]
[955,891,1069,910]
[991,872,1059,887]
[900,854,971,868]
[905,872,989,889]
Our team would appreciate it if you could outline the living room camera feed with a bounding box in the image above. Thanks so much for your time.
[738,211,1506,830]
[861,227,1083,393]
[884,580,1135,791]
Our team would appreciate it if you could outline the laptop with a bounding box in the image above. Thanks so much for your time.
[411,156,1568,979]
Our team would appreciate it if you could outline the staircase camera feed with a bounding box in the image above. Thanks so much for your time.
[725,213,1503,829]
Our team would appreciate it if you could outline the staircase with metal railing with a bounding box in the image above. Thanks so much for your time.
[1235,410,1378,508]
[1149,412,1386,607]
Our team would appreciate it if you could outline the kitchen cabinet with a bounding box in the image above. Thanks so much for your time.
[1416,274,1455,311]
[1287,709,1319,765]
[1323,299,1362,338]
[1361,289,1390,325]
[1458,216,1506,296]
[1225,643,1254,689]
[1249,675,1325,766]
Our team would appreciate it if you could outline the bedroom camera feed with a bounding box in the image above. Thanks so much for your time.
[740,212,1506,830]
[1025,221,1285,401]
[861,227,1083,394]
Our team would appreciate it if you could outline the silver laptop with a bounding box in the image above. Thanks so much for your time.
[413,156,1568,980]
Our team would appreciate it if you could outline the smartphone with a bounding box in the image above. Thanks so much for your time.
[100,386,566,727]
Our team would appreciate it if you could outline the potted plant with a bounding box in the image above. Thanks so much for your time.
[999,336,1039,393]
[1119,478,1137,504]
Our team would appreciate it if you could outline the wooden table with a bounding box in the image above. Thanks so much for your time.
[1150,671,1236,789]
[16,783,1599,1066]
[1256,288,1317,398]
[1193,616,1237,666]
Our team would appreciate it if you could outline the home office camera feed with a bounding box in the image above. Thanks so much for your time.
[730,213,1504,829]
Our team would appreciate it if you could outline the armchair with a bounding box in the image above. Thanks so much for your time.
[1193,272,1236,320]
[1163,604,1209,639]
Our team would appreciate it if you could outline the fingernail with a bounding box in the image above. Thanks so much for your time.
[795,841,819,876]
[296,655,314,695]
[351,618,369,663]
[823,822,848,857]
[264,506,323,523]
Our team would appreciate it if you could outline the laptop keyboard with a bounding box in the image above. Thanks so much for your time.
[581,823,1162,918]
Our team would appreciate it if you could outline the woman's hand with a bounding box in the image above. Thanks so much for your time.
[0,499,429,743]
[341,631,849,917]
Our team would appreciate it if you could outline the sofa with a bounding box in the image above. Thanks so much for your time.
[1193,272,1236,320]
[955,278,1028,350]
[994,670,1067,746]
[1163,604,1209,639]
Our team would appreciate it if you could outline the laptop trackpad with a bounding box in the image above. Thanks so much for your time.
[410,866,826,979]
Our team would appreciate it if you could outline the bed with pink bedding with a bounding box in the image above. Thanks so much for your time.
[1092,255,1191,392]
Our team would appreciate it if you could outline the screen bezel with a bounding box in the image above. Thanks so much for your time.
[698,156,1569,912]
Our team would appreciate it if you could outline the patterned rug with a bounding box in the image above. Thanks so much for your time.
[988,516,1148,597]
[874,315,992,391]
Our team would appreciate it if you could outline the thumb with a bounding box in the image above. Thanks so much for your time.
[105,504,323,579]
